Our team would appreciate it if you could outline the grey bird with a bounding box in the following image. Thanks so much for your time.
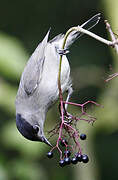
[15,13,101,146]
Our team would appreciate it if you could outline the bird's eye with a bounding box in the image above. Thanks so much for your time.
[33,125,39,133]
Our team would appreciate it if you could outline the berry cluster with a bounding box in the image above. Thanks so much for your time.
[47,134,89,167]
[59,153,89,167]
[47,100,100,167]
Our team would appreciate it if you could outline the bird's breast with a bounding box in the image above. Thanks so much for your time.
[35,43,71,108]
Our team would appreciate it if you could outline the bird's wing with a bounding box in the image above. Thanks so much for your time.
[20,30,50,95]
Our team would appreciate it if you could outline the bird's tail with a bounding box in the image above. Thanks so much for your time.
[65,13,101,49]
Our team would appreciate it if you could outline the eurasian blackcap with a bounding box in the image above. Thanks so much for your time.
[15,14,100,146]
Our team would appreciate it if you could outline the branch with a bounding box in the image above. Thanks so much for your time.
[47,18,118,167]
[105,20,118,53]
[104,20,118,82]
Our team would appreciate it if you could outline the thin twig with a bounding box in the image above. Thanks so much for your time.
[105,20,118,53]
[104,20,118,82]
[75,26,113,46]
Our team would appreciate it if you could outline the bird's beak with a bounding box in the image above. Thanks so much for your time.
[41,136,52,147]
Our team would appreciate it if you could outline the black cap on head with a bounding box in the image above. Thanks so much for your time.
[16,113,39,141]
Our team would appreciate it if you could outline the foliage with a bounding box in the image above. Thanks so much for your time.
[0,0,118,180]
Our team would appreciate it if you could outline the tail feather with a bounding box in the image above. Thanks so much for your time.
[65,13,101,49]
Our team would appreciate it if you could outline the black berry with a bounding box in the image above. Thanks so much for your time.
[64,157,71,165]
[80,133,86,140]
[47,151,53,158]
[71,157,78,164]
[64,150,71,157]
[60,139,68,146]
[59,160,66,167]
[82,154,89,163]
[75,153,82,162]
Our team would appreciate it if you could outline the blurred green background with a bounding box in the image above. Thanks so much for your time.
[0,0,118,180]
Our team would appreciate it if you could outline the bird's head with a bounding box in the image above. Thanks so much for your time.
[16,113,52,146]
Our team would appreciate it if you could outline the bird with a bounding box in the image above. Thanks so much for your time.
[15,13,101,146]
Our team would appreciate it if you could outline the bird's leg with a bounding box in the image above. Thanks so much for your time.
[58,86,73,116]
[65,86,73,111]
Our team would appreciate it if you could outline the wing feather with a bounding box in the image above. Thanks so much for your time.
[20,30,50,95]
